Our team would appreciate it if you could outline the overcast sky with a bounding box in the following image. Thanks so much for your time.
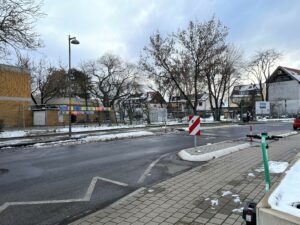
[33,0,300,69]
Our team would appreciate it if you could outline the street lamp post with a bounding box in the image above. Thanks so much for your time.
[68,35,80,138]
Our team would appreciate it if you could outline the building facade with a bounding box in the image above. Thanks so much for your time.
[230,84,262,117]
[267,66,300,115]
[168,93,211,118]
[0,64,32,128]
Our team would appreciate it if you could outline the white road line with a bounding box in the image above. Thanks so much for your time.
[137,153,170,184]
[0,176,128,214]
[96,177,128,187]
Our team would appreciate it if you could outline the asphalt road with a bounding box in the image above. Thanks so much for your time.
[0,122,293,225]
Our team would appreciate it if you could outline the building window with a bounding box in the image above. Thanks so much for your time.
[198,102,203,106]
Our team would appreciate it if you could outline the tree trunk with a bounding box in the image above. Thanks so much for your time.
[265,82,269,101]
[259,81,265,101]
[31,93,38,105]
[114,109,119,125]
[213,108,221,121]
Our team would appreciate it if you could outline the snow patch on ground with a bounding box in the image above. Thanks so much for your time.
[82,131,154,142]
[232,207,244,213]
[255,161,289,173]
[0,139,32,146]
[0,125,147,139]
[221,191,232,196]
[268,159,300,218]
[211,199,219,206]
[0,131,28,138]
[56,125,146,133]
[248,173,255,177]
[31,131,154,148]
[221,191,241,204]
[233,196,241,203]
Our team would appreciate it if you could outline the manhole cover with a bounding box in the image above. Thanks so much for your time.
[0,168,9,175]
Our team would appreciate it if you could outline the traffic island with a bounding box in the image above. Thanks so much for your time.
[256,153,300,225]
[178,130,298,162]
[178,140,254,161]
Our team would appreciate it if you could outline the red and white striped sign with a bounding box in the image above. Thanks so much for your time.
[188,115,201,136]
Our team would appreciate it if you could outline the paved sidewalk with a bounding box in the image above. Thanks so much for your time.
[71,134,300,225]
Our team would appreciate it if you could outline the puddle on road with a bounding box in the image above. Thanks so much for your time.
[0,168,9,175]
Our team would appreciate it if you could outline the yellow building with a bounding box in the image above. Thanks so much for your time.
[0,64,32,128]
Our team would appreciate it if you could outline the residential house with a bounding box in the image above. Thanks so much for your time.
[168,93,211,118]
[267,66,300,115]
[123,91,167,122]
[0,64,32,128]
[230,84,262,116]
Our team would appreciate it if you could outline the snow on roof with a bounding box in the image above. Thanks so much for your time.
[283,67,300,75]
[237,84,260,91]
[282,66,300,82]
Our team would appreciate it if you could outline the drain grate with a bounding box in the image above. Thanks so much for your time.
[0,168,9,175]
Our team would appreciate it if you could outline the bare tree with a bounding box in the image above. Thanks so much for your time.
[83,54,138,123]
[0,0,44,58]
[33,63,68,105]
[141,18,228,114]
[15,53,37,104]
[16,55,68,105]
[84,54,137,108]
[205,47,242,120]
[118,79,143,124]
[246,49,281,101]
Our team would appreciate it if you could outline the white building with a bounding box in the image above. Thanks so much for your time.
[267,66,300,115]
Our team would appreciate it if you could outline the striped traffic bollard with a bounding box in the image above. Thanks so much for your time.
[188,115,201,147]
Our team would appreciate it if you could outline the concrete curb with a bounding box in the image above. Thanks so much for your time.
[178,142,252,162]
[178,131,298,162]
[277,131,298,137]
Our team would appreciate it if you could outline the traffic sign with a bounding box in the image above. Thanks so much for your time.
[188,115,201,136]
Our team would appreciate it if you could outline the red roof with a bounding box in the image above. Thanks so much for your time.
[283,67,300,75]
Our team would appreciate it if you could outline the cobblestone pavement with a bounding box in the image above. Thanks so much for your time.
[70,134,300,225]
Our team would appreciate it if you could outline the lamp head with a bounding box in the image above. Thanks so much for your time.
[71,39,80,45]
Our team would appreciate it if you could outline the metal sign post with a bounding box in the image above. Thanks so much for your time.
[246,133,283,192]
[261,132,271,191]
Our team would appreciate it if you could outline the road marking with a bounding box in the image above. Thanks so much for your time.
[0,176,128,214]
[202,133,217,136]
[137,153,170,184]
[204,137,216,140]
[96,177,128,187]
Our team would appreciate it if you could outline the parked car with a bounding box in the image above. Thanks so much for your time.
[242,112,252,122]
[293,115,300,130]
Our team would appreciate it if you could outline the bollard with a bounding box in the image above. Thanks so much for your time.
[249,125,253,142]
[242,202,257,225]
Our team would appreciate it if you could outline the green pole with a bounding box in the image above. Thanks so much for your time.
[261,132,271,191]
